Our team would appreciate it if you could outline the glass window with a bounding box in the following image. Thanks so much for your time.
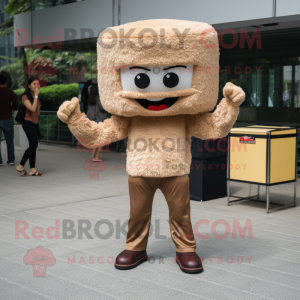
[219,26,300,125]
[264,65,293,108]
[295,65,300,108]
[33,0,86,11]
[282,66,293,107]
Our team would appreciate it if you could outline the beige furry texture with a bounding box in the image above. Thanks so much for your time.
[97,19,219,117]
[57,84,244,177]
[57,97,130,146]
[57,19,245,177]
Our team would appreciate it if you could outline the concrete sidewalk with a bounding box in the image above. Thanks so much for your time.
[0,141,300,300]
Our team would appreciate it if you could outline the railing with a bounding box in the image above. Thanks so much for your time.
[39,111,75,145]
[38,111,127,151]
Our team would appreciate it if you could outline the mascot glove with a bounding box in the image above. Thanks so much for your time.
[57,97,82,124]
[223,82,245,107]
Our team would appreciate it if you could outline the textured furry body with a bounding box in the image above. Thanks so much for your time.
[57,19,245,178]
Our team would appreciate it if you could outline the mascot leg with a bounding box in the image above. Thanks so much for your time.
[115,176,156,270]
[160,175,203,274]
[115,175,203,273]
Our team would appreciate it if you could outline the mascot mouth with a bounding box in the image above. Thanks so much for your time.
[136,97,178,111]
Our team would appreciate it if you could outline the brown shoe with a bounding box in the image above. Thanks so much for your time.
[176,252,203,274]
[115,250,148,270]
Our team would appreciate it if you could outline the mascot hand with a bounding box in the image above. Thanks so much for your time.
[57,97,81,124]
[223,82,245,107]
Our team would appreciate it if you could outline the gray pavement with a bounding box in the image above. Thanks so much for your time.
[0,141,300,300]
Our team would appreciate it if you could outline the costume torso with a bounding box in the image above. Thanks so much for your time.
[126,115,191,177]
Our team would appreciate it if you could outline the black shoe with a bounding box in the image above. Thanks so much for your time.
[7,161,14,166]
[0,162,3,167]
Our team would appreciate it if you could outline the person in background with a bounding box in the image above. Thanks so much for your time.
[0,73,18,167]
[87,85,108,162]
[16,77,44,177]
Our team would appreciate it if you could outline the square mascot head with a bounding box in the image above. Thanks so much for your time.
[97,19,219,117]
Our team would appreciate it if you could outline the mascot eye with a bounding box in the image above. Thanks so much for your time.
[163,72,179,88]
[134,73,150,89]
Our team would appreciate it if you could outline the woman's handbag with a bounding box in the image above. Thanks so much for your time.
[15,103,26,123]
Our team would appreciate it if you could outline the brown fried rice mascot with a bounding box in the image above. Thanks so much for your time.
[57,19,245,274]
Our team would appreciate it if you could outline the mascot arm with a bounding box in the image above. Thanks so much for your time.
[57,97,130,148]
[187,83,245,140]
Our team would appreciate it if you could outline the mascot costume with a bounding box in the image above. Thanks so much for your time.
[57,19,245,274]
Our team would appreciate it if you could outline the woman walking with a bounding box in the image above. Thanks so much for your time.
[16,77,44,177]
[87,85,108,162]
